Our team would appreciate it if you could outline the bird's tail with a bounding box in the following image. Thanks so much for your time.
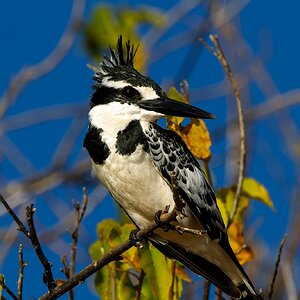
[150,238,263,299]
[237,282,263,300]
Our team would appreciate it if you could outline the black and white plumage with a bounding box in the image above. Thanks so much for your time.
[84,36,263,300]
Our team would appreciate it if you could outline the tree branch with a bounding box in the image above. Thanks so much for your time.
[0,274,18,300]
[26,204,56,290]
[67,187,88,300]
[17,244,26,300]
[200,35,246,229]
[134,270,145,300]
[39,207,179,300]
[268,234,288,300]
[0,194,29,237]
[0,193,56,292]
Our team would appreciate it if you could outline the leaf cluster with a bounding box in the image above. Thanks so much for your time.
[90,220,191,300]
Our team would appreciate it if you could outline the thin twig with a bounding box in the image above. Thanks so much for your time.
[200,35,246,229]
[215,287,223,300]
[68,187,88,300]
[39,207,179,300]
[0,193,56,292]
[0,193,29,237]
[70,187,88,277]
[202,280,211,300]
[26,204,56,291]
[17,244,26,300]
[134,270,145,300]
[268,234,288,300]
[0,275,18,300]
[61,255,70,280]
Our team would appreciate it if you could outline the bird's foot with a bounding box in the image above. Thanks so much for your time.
[154,210,174,232]
[129,229,144,249]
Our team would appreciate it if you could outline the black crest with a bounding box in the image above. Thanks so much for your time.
[92,36,162,100]
[101,36,138,72]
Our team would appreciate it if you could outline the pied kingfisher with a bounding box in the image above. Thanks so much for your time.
[84,36,262,300]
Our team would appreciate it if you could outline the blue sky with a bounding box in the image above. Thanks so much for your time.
[0,1,299,299]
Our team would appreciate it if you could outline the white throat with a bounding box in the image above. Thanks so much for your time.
[89,102,162,136]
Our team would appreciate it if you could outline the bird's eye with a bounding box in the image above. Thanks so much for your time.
[122,86,139,98]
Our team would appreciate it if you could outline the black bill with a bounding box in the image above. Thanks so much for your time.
[138,97,215,119]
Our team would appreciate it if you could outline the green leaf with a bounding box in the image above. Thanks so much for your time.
[242,178,275,209]
[84,4,165,70]
[217,177,274,225]
[139,243,173,300]
[217,189,249,225]
[90,219,135,300]
[93,261,116,300]
[116,271,136,300]
[108,223,141,271]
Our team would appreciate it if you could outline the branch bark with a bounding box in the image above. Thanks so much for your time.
[268,234,288,300]
[0,193,56,292]
[199,35,246,229]
[39,207,178,300]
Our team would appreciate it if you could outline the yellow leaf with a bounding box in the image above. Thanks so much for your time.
[227,222,254,265]
[242,178,275,209]
[217,192,249,225]
[166,87,188,125]
[181,119,212,160]
[165,86,212,160]
[217,192,253,265]
[168,119,212,161]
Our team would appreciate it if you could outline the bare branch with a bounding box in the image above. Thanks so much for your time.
[215,288,223,300]
[61,255,70,281]
[200,35,246,229]
[134,270,145,300]
[68,187,89,299]
[202,280,211,300]
[268,234,288,300]
[0,194,56,292]
[39,207,179,300]
[0,193,29,237]
[26,204,56,291]
[17,244,26,300]
[0,274,18,300]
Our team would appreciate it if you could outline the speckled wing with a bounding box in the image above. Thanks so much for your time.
[144,123,226,243]
[143,123,260,300]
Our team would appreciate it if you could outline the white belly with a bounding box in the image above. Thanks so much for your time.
[92,144,175,228]
[91,144,248,285]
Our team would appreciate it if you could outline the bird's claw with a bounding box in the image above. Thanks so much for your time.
[154,210,173,232]
[129,229,144,248]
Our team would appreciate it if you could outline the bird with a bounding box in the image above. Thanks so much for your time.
[83,36,263,300]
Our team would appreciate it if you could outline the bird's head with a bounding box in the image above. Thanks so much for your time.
[89,36,214,128]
